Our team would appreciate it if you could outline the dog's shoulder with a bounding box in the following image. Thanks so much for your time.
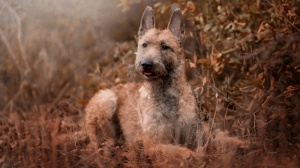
[110,82,143,101]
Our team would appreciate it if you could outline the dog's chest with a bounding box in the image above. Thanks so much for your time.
[137,85,196,141]
[138,85,179,116]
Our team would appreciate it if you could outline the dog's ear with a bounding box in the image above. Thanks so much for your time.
[138,6,155,37]
[168,8,184,40]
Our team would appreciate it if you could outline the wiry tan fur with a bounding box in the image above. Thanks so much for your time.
[85,6,204,159]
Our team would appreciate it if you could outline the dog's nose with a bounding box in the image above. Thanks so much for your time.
[141,60,153,71]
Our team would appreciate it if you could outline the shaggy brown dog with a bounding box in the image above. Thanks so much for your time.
[85,6,204,159]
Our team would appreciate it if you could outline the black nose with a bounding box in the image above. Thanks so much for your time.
[141,60,153,71]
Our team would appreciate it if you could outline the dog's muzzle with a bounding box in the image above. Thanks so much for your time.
[141,59,155,77]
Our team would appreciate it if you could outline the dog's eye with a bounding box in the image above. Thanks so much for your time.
[161,44,169,50]
[142,43,148,48]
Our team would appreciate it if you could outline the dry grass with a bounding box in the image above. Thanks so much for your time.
[0,0,299,167]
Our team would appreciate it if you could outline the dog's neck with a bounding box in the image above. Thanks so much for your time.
[149,66,187,118]
[151,59,186,87]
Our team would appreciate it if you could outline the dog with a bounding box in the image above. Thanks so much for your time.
[85,6,204,160]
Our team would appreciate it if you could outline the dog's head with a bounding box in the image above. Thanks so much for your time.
[135,6,185,81]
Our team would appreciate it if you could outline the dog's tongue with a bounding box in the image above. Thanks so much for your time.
[144,72,152,76]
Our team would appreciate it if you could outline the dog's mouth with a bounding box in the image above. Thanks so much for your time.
[142,70,156,77]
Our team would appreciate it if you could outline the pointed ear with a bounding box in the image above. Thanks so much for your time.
[138,6,155,37]
[168,8,184,40]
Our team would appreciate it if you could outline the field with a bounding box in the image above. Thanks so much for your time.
[0,0,299,167]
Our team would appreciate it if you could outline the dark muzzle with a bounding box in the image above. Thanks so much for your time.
[141,59,153,71]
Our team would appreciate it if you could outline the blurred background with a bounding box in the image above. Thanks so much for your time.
[0,0,299,167]
[0,0,145,109]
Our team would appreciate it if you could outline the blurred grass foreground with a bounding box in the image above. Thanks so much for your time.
[0,0,299,167]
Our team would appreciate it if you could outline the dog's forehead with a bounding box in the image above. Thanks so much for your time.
[140,29,179,46]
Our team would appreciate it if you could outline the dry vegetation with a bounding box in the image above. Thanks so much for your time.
[0,0,299,167]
